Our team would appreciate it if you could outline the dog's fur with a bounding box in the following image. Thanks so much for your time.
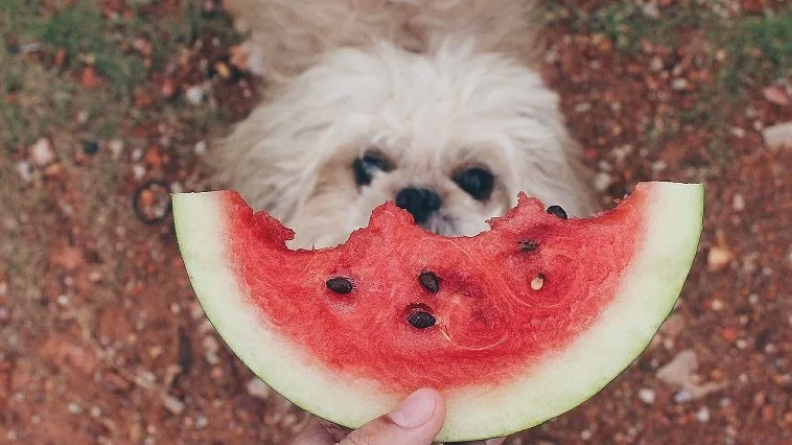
[212,0,594,249]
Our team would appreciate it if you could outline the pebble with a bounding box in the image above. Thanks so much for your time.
[194,140,208,156]
[194,415,208,429]
[641,3,660,18]
[593,172,612,192]
[671,78,689,91]
[161,395,185,415]
[732,193,745,211]
[651,160,668,172]
[707,246,733,271]
[109,139,125,160]
[132,165,147,181]
[581,429,593,441]
[30,138,55,166]
[15,161,33,182]
[575,102,592,113]
[67,402,83,414]
[638,388,656,404]
[762,86,790,106]
[185,86,204,106]
[762,121,792,148]
[696,407,711,423]
[674,389,693,403]
[246,378,272,400]
[203,336,220,365]
[649,56,664,72]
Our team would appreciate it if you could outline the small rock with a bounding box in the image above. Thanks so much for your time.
[641,3,660,18]
[77,110,90,124]
[246,378,272,400]
[763,121,792,148]
[580,430,593,441]
[593,172,612,192]
[732,193,745,211]
[673,389,693,403]
[195,415,208,429]
[657,349,726,400]
[650,56,664,72]
[696,407,711,422]
[109,140,125,160]
[15,161,33,182]
[30,138,55,166]
[67,402,83,414]
[763,86,790,106]
[707,246,733,272]
[574,102,592,113]
[185,86,204,106]
[638,388,656,404]
[161,395,185,415]
[672,78,689,91]
[651,160,667,172]
[131,148,144,162]
[730,126,746,138]
[132,165,146,181]
[203,336,220,365]
[90,406,102,418]
[194,141,208,156]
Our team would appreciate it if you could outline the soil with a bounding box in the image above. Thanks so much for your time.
[2,1,792,444]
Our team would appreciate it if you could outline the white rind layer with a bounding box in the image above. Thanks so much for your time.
[172,182,703,442]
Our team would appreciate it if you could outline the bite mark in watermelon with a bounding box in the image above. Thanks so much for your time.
[173,182,703,442]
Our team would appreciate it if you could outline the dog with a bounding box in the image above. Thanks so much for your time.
[212,0,595,249]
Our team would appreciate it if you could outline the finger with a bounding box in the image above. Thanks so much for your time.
[338,388,446,445]
[291,417,338,445]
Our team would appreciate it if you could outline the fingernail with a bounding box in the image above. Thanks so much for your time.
[486,438,506,445]
[388,388,438,428]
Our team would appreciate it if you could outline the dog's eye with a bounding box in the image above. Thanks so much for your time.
[453,167,494,201]
[353,151,393,186]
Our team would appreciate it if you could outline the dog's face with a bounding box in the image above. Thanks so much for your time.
[215,40,592,249]
[288,140,514,248]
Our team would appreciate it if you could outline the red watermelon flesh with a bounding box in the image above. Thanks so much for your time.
[173,182,703,441]
[225,190,640,393]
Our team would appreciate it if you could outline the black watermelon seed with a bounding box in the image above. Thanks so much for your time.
[546,205,568,220]
[408,311,436,329]
[326,277,353,294]
[418,271,440,293]
[519,239,539,252]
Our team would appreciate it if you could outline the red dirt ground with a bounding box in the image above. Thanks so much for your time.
[2,1,792,444]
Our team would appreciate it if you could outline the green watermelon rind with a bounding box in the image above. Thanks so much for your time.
[172,182,704,442]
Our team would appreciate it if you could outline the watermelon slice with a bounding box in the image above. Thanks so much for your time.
[173,181,703,442]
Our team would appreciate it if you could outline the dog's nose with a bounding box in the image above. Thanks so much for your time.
[395,187,442,224]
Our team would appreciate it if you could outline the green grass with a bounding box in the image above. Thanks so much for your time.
[717,8,792,93]
[545,1,792,152]
[0,0,241,154]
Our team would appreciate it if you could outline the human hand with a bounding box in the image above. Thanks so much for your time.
[290,388,506,445]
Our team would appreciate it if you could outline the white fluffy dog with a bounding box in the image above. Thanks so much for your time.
[212,0,594,249]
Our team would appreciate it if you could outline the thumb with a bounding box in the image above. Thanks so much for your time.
[339,388,446,445]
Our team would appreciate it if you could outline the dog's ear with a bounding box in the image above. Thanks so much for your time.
[221,0,542,79]
[208,102,321,221]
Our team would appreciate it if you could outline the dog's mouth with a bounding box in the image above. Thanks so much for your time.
[419,213,456,237]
